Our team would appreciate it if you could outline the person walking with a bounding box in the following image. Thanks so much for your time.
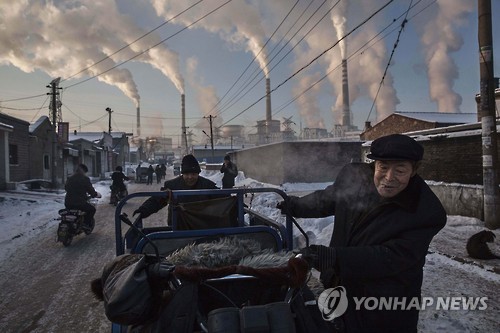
[146,165,154,185]
[220,154,238,189]
[277,134,446,333]
[155,165,162,184]
[64,164,101,229]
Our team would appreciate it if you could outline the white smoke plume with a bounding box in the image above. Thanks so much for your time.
[0,0,185,108]
[415,0,474,112]
[293,72,325,129]
[186,57,223,135]
[152,0,270,77]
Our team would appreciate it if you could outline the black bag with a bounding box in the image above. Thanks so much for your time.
[102,255,160,326]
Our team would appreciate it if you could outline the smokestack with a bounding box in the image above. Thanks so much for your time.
[136,105,141,137]
[181,94,187,153]
[266,78,272,123]
[341,59,351,128]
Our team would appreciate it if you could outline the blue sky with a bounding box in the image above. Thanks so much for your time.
[0,0,498,143]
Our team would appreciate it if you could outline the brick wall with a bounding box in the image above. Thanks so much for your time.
[361,114,435,140]
[233,141,362,184]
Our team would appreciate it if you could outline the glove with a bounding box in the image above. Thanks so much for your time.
[276,200,288,214]
[299,245,336,273]
[147,261,175,279]
[133,207,149,219]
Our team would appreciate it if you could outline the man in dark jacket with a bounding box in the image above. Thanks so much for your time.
[65,164,101,227]
[278,134,447,333]
[110,166,130,204]
[134,154,218,225]
[220,154,238,189]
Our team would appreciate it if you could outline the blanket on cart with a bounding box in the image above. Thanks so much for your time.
[91,237,327,331]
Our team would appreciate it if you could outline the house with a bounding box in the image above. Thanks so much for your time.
[360,112,477,140]
[0,121,14,190]
[0,113,31,184]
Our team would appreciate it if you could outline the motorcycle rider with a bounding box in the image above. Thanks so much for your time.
[110,166,130,204]
[65,164,101,229]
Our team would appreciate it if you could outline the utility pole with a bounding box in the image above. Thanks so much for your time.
[478,0,499,229]
[47,77,61,189]
[204,115,216,161]
[105,107,113,172]
[106,107,113,134]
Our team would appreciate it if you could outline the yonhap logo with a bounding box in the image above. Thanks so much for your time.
[317,286,348,321]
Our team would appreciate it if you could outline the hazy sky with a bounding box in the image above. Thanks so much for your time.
[0,0,498,143]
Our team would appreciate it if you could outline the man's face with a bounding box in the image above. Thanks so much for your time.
[373,160,416,198]
[182,172,199,187]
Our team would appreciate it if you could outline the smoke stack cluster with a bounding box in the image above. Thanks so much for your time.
[341,59,351,128]
[136,105,141,137]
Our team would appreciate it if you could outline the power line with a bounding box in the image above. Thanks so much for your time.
[366,0,413,122]
[62,0,204,83]
[220,0,394,127]
[205,0,301,117]
[0,93,47,103]
[64,0,232,90]
[216,0,333,118]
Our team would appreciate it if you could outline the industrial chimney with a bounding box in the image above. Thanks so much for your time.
[341,59,351,129]
[136,105,141,137]
[181,94,188,154]
[265,77,272,136]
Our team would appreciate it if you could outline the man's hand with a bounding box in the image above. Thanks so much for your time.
[299,245,336,272]
[133,207,148,218]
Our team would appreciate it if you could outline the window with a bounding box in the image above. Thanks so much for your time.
[44,154,50,170]
[9,144,18,165]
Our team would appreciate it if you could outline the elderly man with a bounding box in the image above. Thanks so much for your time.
[278,134,446,333]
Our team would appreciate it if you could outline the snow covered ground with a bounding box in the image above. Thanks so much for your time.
[0,168,499,332]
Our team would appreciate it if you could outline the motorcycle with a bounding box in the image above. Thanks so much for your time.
[56,197,98,246]
[110,185,128,206]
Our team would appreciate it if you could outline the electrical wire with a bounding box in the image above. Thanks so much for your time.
[220,0,394,127]
[366,0,413,122]
[62,1,204,83]
[64,0,232,90]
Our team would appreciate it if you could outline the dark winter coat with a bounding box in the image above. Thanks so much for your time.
[111,171,129,192]
[285,162,447,333]
[64,172,99,207]
[137,175,218,224]
[220,161,238,188]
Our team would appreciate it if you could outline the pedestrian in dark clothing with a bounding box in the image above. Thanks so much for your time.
[135,163,142,182]
[220,154,238,189]
[65,164,101,228]
[146,165,154,185]
[160,163,167,180]
[277,134,447,333]
[134,154,218,225]
[155,165,162,184]
[110,166,129,204]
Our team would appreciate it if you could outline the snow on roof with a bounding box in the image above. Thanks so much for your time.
[0,121,14,131]
[395,112,477,124]
[29,116,50,133]
[68,131,127,142]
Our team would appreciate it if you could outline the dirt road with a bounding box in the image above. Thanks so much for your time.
[0,180,169,333]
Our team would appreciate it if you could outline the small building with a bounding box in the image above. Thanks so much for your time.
[0,113,30,183]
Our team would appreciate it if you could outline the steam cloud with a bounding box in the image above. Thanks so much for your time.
[293,72,325,129]
[152,0,270,77]
[415,0,474,112]
[0,0,184,108]
[186,57,223,135]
